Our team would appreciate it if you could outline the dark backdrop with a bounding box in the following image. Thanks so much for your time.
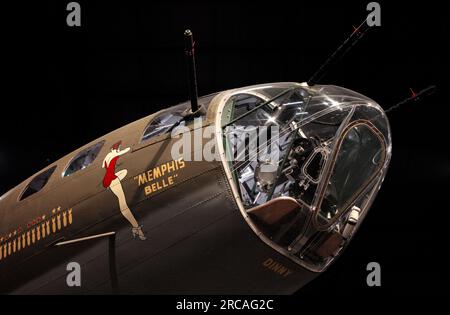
[2,0,449,297]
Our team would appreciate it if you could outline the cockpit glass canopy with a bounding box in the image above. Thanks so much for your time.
[141,93,218,143]
[220,83,391,272]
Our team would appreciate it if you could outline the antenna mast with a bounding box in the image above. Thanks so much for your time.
[308,20,372,86]
[184,29,200,115]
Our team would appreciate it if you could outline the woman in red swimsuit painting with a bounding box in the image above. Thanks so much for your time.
[102,141,146,240]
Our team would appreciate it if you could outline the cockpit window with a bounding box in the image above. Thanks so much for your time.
[141,105,188,142]
[63,141,105,177]
[141,93,218,143]
[317,122,386,226]
[19,166,57,201]
[304,149,326,183]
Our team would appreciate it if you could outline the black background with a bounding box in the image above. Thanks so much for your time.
[1,0,449,297]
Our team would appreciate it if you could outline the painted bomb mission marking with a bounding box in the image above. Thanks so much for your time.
[134,158,186,196]
[0,207,73,262]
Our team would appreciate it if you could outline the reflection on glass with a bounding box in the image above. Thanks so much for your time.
[63,141,105,177]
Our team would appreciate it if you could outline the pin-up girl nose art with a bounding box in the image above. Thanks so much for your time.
[102,141,146,241]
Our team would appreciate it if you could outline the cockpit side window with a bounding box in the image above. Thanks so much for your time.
[141,108,187,142]
[316,121,386,227]
[141,94,218,143]
[19,166,57,201]
[63,140,105,177]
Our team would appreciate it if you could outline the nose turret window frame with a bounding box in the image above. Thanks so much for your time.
[140,93,218,144]
[314,120,387,229]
